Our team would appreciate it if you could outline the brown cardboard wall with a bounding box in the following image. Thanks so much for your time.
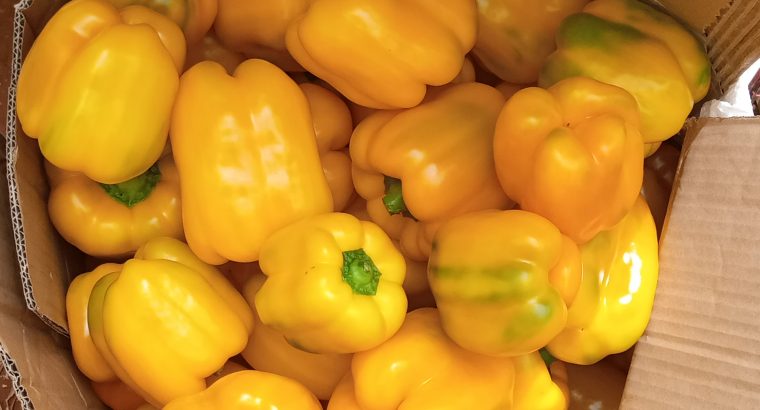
[622,118,760,409]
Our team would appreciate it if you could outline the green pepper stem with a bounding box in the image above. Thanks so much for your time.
[540,348,556,367]
[383,176,415,219]
[100,164,161,208]
[342,249,382,296]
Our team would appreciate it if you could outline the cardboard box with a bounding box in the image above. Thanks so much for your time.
[1,0,760,408]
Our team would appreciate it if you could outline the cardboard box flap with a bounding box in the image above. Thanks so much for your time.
[6,0,84,334]
[706,1,760,91]
[0,151,101,409]
[621,117,760,409]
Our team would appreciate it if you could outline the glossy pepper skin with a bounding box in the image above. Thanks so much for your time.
[214,0,308,71]
[351,83,513,262]
[540,0,711,149]
[46,156,182,258]
[255,213,407,354]
[87,237,254,406]
[301,83,355,211]
[185,32,244,73]
[494,77,644,244]
[327,308,567,410]
[106,0,216,44]
[67,263,121,383]
[17,0,184,184]
[474,0,588,84]
[547,196,658,365]
[170,59,333,264]
[286,0,477,109]
[429,210,581,357]
[163,371,322,410]
[242,273,351,400]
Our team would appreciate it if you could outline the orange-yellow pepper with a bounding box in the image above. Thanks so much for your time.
[17,0,184,184]
[170,59,333,264]
[86,237,254,406]
[540,0,711,149]
[493,77,644,243]
[474,0,588,84]
[301,83,355,211]
[255,213,407,354]
[429,210,581,357]
[241,273,351,400]
[286,0,477,109]
[351,83,513,262]
[547,196,659,364]
[46,156,182,258]
[214,0,308,71]
[106,0,216,44]
[185,32,244,73]
[163,371,322,410]
[327,308,567,410]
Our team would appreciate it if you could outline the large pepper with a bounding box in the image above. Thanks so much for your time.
[493,77,644,244]
[351,83,512,262]
[286,0,477,109]
[327,308,567,410]
[255,212,407,354]
[300,83,355,211]
[106,0,216,44]
[17,0,184,184]
[87,237,254,406]
[474,0,588,84]
[163,371,322,410]
[46,156,182,258]
[540,0,711,150]
[429,210,581,357]
[547,196,658,364]
[241,273,351,400]
[170,59,333,264]
[214,0,308,71]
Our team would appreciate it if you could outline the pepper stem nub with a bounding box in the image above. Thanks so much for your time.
[342,249,382,296]
[383,176,415,219]
[101,163,161,208]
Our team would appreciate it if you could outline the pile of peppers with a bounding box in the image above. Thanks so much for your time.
[17,0,706,408]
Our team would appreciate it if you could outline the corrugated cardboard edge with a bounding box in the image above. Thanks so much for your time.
[706,1,760,92]
[0,344,31,410]
[5,0,67,337]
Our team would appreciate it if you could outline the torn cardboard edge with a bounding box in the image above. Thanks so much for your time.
[0,343,31,410]
[5,0,68,337]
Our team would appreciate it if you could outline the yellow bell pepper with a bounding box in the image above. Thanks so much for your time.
[351,83,513,262]
[286,0,477,109]
[17,0,184,184]
[163,371,322,410]
[105,0,216,44]
[345,198,432,308]
[214,0,308,71]
[327,308,567,410]
[255,212,407,354]
[170,59,333,264]
[429,210,581,357]
[540,0,711,149]
[301,83,355,211]
[87,237,254,406]
[185,32,245,73]
[547,196,658,365]
[91,379,149,410]
[241,273,351,400]
[474,0,588,84]
[67,263,121,383]
[493,77,644,244]
[46,156,182,258]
